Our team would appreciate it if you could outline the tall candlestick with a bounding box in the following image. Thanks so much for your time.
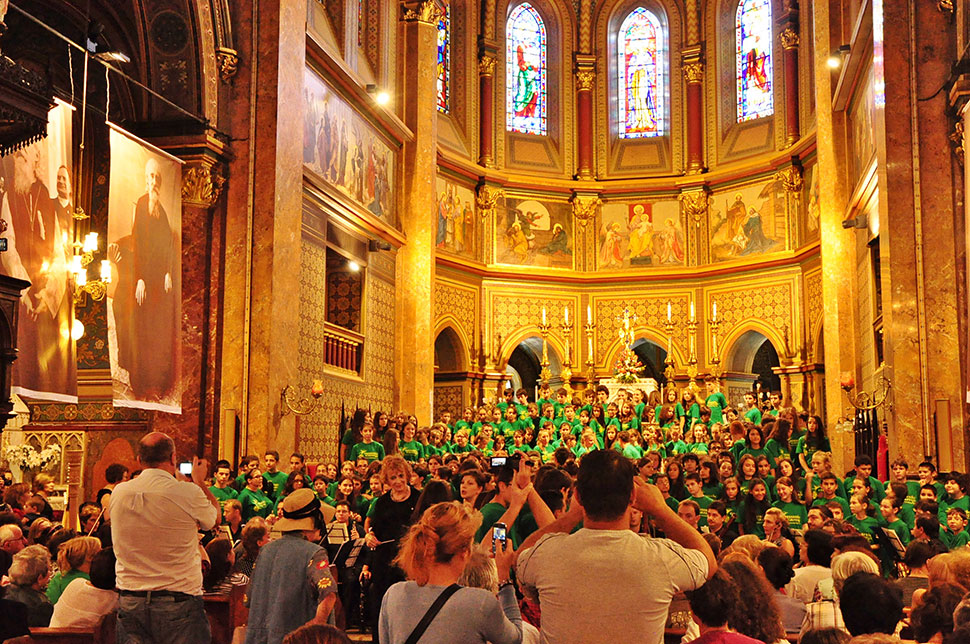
[667,301,672,321]
[564,307,569,325]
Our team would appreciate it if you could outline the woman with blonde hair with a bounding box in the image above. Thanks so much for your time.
[380,502,522,643]
[46,535,101,604]
[763,508,795,557]
[30,474,56,521]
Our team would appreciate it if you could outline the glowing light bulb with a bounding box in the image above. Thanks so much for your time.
[71,318,85,341]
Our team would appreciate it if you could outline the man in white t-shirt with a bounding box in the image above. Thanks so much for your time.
[515,449,716,644]
[111,432,220,644]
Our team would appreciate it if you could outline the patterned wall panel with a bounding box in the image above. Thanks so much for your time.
[805,269,823,345]
[298,239,395,464]
[487,292,575,352]
[708,281,795,354]
[433,385,464,420]
[434,280,477,341]
[592,295,691,362]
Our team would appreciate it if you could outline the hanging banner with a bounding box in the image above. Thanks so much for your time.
[0,99,77,403]
[106,123,182,413]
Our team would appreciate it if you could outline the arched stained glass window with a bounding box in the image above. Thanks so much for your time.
[436,2,451,113]
[506,3,547,135]
[618,8,666,138]
[736,0,773,122]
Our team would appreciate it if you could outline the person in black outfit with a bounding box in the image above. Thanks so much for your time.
[359,456,418,644]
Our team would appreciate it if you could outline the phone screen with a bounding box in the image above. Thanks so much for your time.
[492,523,507,553]
[178,462,192,475]
[490,456,507,468]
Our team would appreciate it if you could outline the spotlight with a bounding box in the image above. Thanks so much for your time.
[368,239,392,252]
[827,45,851,69]
[348,260,361,272]
[375,91,390,106]
[96,51,131,64]
[841,214,869,230]
[71,318,85,341]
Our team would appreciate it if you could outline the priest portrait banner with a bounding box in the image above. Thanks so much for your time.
[0,99,77,403]
[106,124,182,413]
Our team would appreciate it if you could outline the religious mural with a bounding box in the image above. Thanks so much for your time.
[805,164,820,241]
[709,179,785,262]
[597,200,685,269]
[496,198,572,268]
[435,177,478,261]
[849,64,876,188]
[303,67,397,224]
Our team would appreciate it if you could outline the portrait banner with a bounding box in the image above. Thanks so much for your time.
[0,99,78,403]
[106,123,182,413]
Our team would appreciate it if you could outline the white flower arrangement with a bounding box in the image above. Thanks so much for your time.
[3,443,61,473]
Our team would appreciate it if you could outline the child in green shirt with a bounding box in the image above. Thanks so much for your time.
[261,450,288,500]
[398,422,424,462]
[943,507,970,550]
[349,424,386,463]
[879,496,910,546]
[684,473,713,527]
[772,476,807,531]
[703,377,727,424]
[848,493,881,544]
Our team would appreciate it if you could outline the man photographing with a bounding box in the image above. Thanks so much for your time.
[515,449,716,644]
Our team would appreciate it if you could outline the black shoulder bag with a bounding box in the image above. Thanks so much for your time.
[402,583,462,644]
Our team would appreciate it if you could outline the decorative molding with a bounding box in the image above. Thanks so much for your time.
[401,0,438,24]
[476,184,504,220]
[780,27,800,50]
[579,0,592,53]
[570,193,601,228]
[938,0,954,16]
[576,69,595,91]
[181,163,226,208]
[679,190,710,228]
[483,0,496,39]
[216,47,239,83]
[683,62,704,84]
[774,165,804,194]
[479,54,496,77]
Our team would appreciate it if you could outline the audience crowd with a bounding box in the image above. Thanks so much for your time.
[3,382,970,644]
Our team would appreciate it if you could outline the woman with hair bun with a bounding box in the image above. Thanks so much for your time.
[379,501,522,644]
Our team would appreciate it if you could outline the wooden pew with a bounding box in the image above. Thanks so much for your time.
[204,584,249,644]
[4,612,116,644]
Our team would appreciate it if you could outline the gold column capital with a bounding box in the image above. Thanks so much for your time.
[683,62,705,84]
[570,193,601,228]
[774,165,804,193]
[401,0,439,24]
[476,184,505,219]
[182,162,226,208]
[576,69,595,91]
[217,47,239,83]
[679,189,710,227]
[780,26,800,50]
[479,54,497,76]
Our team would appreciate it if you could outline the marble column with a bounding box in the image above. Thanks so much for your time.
[874,0,964,469]
[478,49,496,167]
[395,1,438,424]
[780,27,801,147]
[684,61,704,173]
[575,63,595,179]
[813,0,859,475]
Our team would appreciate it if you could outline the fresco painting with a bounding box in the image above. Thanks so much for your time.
[597,200,685,269]
[497,198,573,268]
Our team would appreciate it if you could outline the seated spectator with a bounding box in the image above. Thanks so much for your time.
[282,623,352,644]
[29,474,55,521]
[720,553,788,644]
[724,534,768,562]
[78,502,104,536]
[0,523,25,557]
[837,572,903,637]
[894,540,934,607]
[379,501,523,644]
[799,629,850,644]
[685,567,764,644]
[223,498,244,542]
[799,551,880,639]
[46,535,101,604]
[232,517,269,577]
[5,544,53,627]
[3,484,30,522]
[910,583,965,643]
[459,550,540,644]
[203,537,249,594]
[787,530,835,603]
[758,545,807,635]
[0,585,29,641]
[48,547,119,628]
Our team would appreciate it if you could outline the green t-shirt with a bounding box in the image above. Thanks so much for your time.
[46,569,88,604]
[691,494,713,527]
[687,442,709,455]
[704,393,727,423]
[238,487,274,521]
[764,438,788,466]
[744,407,762,425]
[399,440,424,462]
[262,470,288,499]
[703,482,724,500]
[620,443,643,460]
[349,441,386,463]
[795,435,831,465]
[210,485,238,510]
[942,528,970,550]
[848,515,881,543]
[812,495,850,518]
[885,519,911,546]
[939,494,970,524]
[666,440,688,455]
[772,500,807,531]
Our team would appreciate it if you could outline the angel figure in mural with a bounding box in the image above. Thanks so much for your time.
[539,223,571,256]
[599,222,625,268]
[627,207,654,263]
[513,44,540,118]
[746,35,769,92]
[506,220,531,262]
[657,218,685,264]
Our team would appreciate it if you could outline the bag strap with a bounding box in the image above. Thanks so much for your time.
[402,583,462,644]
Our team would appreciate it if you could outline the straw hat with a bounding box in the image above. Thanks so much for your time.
[275,488,321,532]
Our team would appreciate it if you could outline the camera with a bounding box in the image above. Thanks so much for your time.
[178,461,192,475]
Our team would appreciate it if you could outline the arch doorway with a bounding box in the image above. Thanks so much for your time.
[434,327,466,372]
[504,337,563,399]
[727,330,781,392]
[630,338,669,386]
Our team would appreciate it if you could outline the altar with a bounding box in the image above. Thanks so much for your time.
[598,377,659,403]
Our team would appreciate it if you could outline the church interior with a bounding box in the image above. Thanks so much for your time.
[0,0,968,582]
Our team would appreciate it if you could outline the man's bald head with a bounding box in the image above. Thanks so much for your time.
[0,524,24,555]
[138,432,175,468]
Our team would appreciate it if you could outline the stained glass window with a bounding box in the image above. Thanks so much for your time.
[736,0,773,121]
[618,8,666,138]
[436,2,450,113]
[506,3,547,135]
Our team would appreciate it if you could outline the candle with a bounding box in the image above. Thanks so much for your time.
[542,307,547,325]
[690,300,695,321]
[588,336,593,358]
[100,260,111,283]
[712,300,717,321]
[76,269,87,287]
[667,301,672,321]
[840,372,855,390]
[564,307,569,325]
[587,305,592,325]
[83,232,98,253]
[311,379,324,396]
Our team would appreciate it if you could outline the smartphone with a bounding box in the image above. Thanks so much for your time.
[490,456,507,469]
[491,522,507,554]
[178,461,192,475]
